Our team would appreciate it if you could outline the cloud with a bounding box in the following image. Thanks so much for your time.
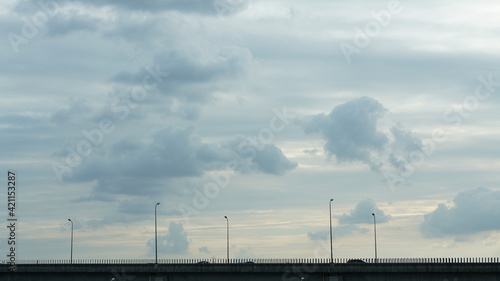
[66,0,249,15]
[60,125,296,202]
[50,98,93,125]
[308,225,369,241]
[337,199,391,225]
[421,187,500,238]
[199,246,211,254]
[307,199,381,241]
[303,96,388,163]
[110,44,253,120]
[147,222,189,255]
[251,144,298,175]
[307,230,328,241]
[0,113,61,159]
[58,126,229,201]
[116,199,183,216]
[77,214,143,231]
[224,135,298,175]
[61,199,184,231]
[46,12,101,36]
[334,225,370,237]
[64,126,211,183]
[302,96,424,176]
[303,148,320,155]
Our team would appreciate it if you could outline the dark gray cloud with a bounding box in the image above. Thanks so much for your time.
[111,45,252,87]
[103,16,165,43]
[224,135,298,176]
[61,126,225,199]
[59,126,296,201]
[304,96,388,169]
[302,96,424,176]
[155,45,251,85]
[110,45,253,119]
[303,148,320,155]
[65,127,208,181]
[421,187,500,238]
[252,144,298,175]
[147,222,189,255]
[337,199,391,225]
[66,0,248,15]
[46,12,101,36]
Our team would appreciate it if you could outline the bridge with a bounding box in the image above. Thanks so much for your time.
[1,257,500,281]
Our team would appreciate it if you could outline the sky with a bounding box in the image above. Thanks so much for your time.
[1,0,500,261]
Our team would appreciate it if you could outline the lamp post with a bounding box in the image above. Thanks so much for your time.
[68,219,73,264]
[329,199,334,263]
[224,216,229,263]
[155,202,160,264]
[372,213,378,263]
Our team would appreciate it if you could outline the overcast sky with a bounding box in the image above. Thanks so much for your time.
[1,0,500,261]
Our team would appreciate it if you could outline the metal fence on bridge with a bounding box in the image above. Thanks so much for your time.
[6,257,500,265]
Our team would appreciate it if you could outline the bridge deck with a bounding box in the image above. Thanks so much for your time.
[2,260,500,281]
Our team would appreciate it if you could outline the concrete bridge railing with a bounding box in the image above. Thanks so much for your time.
[3,256,500,265]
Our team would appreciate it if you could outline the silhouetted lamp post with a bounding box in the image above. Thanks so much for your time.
[155,202,160,264]
[68,219,73,264]
[329,199,334,263]
[372,213,378,263]
[224,216,229,263]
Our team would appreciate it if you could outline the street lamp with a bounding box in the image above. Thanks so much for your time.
[224,216,229,263]
[68,219,73,264]
[329,199,334,263]
[155,202,160,264]
[372,213,378,263]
